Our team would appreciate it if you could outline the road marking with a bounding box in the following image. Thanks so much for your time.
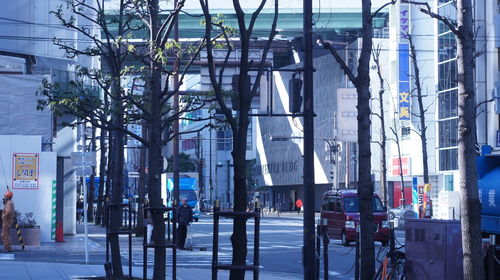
[0,253,15,260]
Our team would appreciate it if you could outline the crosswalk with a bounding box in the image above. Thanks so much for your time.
[130,251,236,267]
[0,253,14,260]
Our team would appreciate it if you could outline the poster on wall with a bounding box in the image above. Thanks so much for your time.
[12,153,39,189]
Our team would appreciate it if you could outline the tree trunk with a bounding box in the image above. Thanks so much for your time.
[395,131,405,206]
[230,114,249,280]
[109,79,124,277]
[135,124,147,236]
[87,125,96,223]
[409,36,429,185]
[456,0,485,279]
[96,127,107,226]
[374,50,388,207]
[355,0,375,278]
[103,123,113,228]
[148,2,166,278]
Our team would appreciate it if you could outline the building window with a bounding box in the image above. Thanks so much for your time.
[217,130,232,151]
[444,174,454,191]
[246,119,252,150]
[438,90,458,119]
[439,149,458,171]
[438,32,456,61]
[181,139,196,151]
[437,1,458,171]
[438,60,457,92]
[438,119,458,148]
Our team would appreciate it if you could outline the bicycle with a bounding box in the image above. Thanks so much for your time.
[373,247,408,280]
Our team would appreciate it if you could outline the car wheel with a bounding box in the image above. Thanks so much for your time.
[194,217,199,222]
[341,231,350,246]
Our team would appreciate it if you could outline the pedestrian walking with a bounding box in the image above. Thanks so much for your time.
[144,198,153,245]
[2,190,15,252]
[176,198,193,250]
[76,195,84,223]
[295,199,303,214]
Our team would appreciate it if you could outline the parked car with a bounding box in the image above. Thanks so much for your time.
[320,190,390,246]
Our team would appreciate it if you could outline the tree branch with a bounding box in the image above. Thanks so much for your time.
[318,36,356,83]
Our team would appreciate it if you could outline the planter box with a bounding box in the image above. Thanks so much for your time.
[9,227,40,246]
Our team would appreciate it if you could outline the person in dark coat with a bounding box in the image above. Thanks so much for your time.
[177,198,193,249]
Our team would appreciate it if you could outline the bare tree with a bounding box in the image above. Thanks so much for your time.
[95,124,107,226]
[408,34,430,186]
[388,100,406,207]
[372,47,388,207]
[319,1,396,277]
[42,1,209,278]
[404,1,485,279]
[199,0,278,278]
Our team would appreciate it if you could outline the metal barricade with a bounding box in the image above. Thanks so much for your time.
[211,200,261,280]
[105,202,133,279]
[143,205,177,280]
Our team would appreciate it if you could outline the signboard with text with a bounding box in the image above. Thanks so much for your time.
[399,5,411,120]
[391,157,410,176]
[12,153,39,189]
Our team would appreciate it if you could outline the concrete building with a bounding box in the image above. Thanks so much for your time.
[0,0,98,235]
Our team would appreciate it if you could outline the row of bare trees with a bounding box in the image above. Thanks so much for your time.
[39,0,278,279]
[38,0,484,279]
[321,0,483,279]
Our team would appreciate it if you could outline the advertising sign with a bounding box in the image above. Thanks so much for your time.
[418,185,424,218]
[399,5,411,120]
[12,153,39,189]
[391,157,410,176]
[412,177,418,214]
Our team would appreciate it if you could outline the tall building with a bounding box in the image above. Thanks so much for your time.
[0,0,98,235]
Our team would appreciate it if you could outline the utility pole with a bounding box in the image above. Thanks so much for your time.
[345,143,350,189]
[303,0,316,279]
[226,159,231,207]
[209,125,213,205]
[80,122,89,264]
[172,0,180,204]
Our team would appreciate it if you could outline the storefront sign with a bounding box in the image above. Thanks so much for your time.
[399,5,411,120]
[391,157,410,176]
[12,153,39,189]
[400,5,410,39]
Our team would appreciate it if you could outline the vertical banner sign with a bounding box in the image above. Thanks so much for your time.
[51,180,57,240]
[418,185,424,218]
[12,153,39,189]
[399,5,411,120]
[412,177,418,214]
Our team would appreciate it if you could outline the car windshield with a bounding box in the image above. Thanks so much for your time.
[343,197,384,213]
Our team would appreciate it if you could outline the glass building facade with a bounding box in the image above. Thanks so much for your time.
[437,0,458,171]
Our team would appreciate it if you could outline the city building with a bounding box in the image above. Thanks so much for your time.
[0,0,98,236]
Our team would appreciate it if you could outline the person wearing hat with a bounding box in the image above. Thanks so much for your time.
[176,198,193,250]
[2,190,15,252]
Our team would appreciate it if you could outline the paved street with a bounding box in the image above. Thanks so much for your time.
[2,214,405,279]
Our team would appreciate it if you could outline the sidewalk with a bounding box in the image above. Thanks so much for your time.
[0,260,301,280]
[0,220,304,279]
